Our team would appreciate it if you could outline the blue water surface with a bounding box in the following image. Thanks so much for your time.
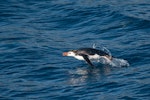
[0,0,150,100]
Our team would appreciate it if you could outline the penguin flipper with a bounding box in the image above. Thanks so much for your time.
[82,55,94,67]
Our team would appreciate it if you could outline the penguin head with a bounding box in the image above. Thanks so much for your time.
[63,50,77,57]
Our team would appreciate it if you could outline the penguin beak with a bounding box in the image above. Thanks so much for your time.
[63,52,68,56]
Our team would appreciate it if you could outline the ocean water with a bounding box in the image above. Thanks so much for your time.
[0,0,150,100]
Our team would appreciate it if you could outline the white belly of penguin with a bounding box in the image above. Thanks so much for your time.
[74,54,101,61]
[74,55,84,60]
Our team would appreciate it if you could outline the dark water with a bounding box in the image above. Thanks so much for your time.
[0,0,150,100]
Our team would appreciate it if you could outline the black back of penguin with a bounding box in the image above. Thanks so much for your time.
[76,48,109,56]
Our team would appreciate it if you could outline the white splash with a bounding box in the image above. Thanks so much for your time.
[110,58,130,67]
[92,43,112,57]
[92,44,130,67]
